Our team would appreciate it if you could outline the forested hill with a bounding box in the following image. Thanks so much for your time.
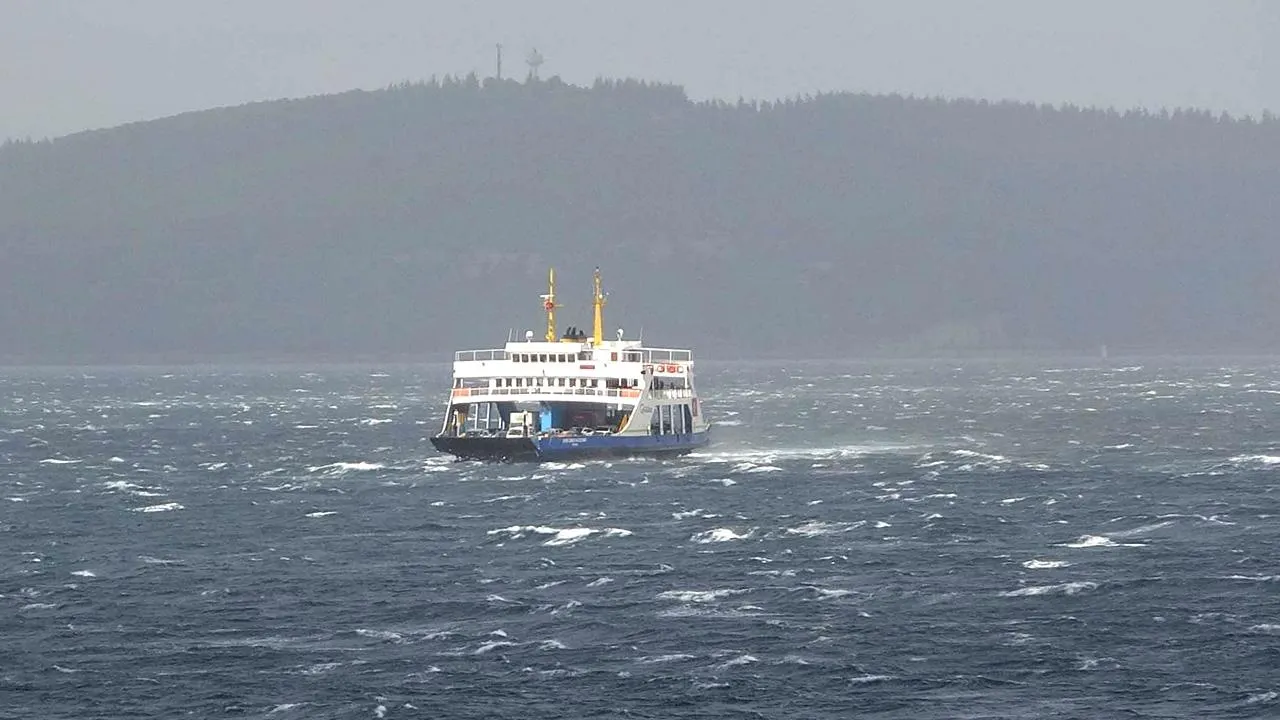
[2,75,1278,363]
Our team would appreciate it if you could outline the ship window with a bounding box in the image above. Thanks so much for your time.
[557,378,565,387]
[590,379,598,388]
[515,378,523,387]
[578,352,589,361]
[611,352,618,361]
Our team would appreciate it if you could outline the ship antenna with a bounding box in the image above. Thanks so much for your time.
[592,266,607,345]
[541,267,559,342]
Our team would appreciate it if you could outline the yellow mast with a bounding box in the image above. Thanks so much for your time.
[592,266,606,344]
[542,267,559,342]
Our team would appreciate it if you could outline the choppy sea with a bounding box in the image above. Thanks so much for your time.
[2,359,1279,718]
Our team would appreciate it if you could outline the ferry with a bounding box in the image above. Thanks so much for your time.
[429,268,711,461]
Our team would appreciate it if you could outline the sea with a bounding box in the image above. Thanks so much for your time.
[2,359,1278,719]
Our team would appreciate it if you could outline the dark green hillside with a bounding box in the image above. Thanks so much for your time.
[2,75,1278,362]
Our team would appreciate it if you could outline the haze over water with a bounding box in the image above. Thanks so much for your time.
[3,359,1278,717]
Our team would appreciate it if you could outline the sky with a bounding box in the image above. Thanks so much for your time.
[2,0,1277,141]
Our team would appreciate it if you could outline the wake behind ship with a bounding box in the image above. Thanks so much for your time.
[429,268,711,462]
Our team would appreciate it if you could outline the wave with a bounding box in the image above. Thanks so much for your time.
[132,502,184,513]
[657,589,747,603]
[1059,535,1146,549]
[307,461,385,474]
[1022,559,1072,569]
[487,525,632,546]
[690,528,751,543]
[1002,581,1098,597]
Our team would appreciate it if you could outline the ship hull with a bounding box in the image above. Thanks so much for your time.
[431,430,711,462]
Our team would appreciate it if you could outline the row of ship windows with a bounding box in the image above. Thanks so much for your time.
[510,351,644,363]
[454,377,644,389]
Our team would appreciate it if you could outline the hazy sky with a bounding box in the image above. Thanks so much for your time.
[3,0,1277,140]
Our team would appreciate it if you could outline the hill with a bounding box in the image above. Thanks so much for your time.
[2,75,1278,362]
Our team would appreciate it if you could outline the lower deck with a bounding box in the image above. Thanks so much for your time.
[430,428,711,462]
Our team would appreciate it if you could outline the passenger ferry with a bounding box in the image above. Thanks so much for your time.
[430,268,712,461]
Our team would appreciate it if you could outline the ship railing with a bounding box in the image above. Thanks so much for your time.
[648,388,695,399]
[451,387,642,400]
[454,349,508,362]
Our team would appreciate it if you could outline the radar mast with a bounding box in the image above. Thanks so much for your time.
[541,268,559,342]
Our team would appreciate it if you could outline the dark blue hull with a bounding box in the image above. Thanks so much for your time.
[431,430,711,462]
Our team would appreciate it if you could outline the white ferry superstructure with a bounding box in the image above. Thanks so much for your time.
[429,268,712,461]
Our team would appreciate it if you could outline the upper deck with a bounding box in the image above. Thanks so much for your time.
[443,267,698,405]
[453,340,694,378]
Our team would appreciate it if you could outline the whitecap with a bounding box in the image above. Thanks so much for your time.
[848,674,895,684]
[1001,581,1097,597]
[1022,560,1071,570]
[307,461,385,474]
[356,629,404,643]
[691,528,751,543]
[70,570,97,578]
[716,654,758,669]
[586,577,613,587]
[132,502,184,513]
[38,458,81,465]
[473,640,516,654]
[305,511,337,518]
[637,653,696,664]
[785,521,858,537]
[657,589,746,603]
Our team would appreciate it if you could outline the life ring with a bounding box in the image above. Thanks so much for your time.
[666,364,677,373]
[655,365,666,373]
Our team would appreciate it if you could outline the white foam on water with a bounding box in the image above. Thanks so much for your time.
[473,640,517,654]
[1023,560,1072,570]
[1107,520,1176,538]
[784,520,860,537]
[716,654,758,669]
[848,674,896,684]
[1060,535,1146,549]
[657,588,747,603]
[132,502,184,513]
[1230,454,1280,466]
[487,525,632,546]
[70,570,97,578]
[39,458,81,465]
[308,461,385,474]
[539,639,568,650]
[1001,581,1098,597]
[637,653,697,664]
[1245,691,1278,705]
[356,629,404,643]
[586,577,613,587]
[691,527,751,543]
[359,418,392,426]
[305,511,337,518]
[1249,624,1280,634]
